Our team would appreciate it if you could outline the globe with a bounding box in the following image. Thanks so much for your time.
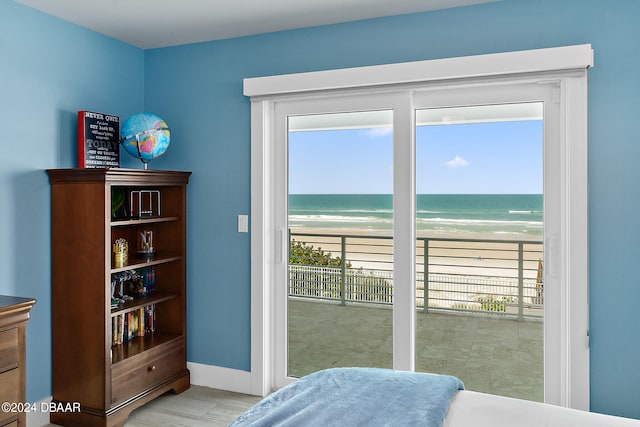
[120,112,171,169]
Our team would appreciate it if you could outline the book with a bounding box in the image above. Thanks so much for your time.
[111,314,124,345]
[147,304,156,333]
[78,110,120,168]
[141,267,156,294]
[138,308,145,337]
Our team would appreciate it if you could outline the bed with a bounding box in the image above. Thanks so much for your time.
[231,368,640,426]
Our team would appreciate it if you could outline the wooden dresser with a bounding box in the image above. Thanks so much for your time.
[0,296,36,427]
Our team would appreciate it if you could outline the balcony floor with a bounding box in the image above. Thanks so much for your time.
[288,299,543,402]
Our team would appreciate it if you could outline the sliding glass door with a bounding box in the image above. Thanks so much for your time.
[414,102,544,401]
[286,110,394,377]
[273,93,408,387]
[273,82,562,403]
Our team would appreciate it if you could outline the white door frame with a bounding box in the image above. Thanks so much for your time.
[245,44,592,410]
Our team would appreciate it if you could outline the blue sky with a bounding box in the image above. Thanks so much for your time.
[288,120,543,194]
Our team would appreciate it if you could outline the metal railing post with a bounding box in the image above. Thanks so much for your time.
[340,236,347,305]
[423,238,429,313]
[518,242,524,321]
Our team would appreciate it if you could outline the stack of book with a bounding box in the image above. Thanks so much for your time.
[112,304,156,345]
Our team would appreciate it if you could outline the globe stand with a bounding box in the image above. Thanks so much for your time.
[135,134,150,170]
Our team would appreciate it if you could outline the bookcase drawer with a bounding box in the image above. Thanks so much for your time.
[0,328,18,374]
[111,340,184,405]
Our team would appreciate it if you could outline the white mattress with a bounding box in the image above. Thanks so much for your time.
[445,390,640,427]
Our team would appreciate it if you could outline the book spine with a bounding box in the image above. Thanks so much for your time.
[118,314,124,344]
[138,307,145,336]
[127,312,134,341]
[111,314,125,345]
[145,305,152,334]
[151,304,156,332]
[111,316,116,346]
[143,267,156,294]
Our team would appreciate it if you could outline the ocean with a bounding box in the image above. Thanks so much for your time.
[288,194,543,239]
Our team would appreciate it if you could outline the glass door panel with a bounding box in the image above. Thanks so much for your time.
[287,110,394,377]
[414,103,544,402]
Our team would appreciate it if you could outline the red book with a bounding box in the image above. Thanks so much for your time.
[78,110,120,168]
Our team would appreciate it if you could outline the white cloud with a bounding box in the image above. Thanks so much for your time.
[365,127,393,138]
[445,156,470,168]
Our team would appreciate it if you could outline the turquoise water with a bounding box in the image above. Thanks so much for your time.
[288,194,542,238]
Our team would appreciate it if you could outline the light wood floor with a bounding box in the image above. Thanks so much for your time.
[46,386,261,427]
[125,386,262,427]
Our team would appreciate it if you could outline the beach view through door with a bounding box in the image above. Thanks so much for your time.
[283,102,545,401]
[287,110,394,378]
[415,103,544,401]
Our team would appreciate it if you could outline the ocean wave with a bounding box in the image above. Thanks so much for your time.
[292,208,393,215]
[288,214,392,224]
[289,219,542,239]
[416,217,542,226]
[290,214,542,227]
[509,210,542,214]
[288,194,543,237]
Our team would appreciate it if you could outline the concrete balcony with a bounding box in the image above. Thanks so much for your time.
[288,299,543,402]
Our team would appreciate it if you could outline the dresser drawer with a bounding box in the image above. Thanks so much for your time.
[0,368,19,423]
[0,328,18,374]
[111,340,184,405]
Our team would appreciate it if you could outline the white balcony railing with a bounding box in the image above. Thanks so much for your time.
[289,232,543,320]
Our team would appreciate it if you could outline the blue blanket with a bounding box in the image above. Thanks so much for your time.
[230,368,464,426]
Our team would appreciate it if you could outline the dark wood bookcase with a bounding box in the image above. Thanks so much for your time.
[47,168,191,427]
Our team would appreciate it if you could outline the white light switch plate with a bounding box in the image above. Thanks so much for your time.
[238,214,249,233]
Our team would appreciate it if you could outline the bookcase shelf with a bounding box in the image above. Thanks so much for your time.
[111,332,182,364]
[110,292,178,317]
[111,216,180,227]
[110,254,183,272]
[48,168,191,427]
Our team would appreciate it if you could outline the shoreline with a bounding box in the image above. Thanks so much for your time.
[289,226,543,280]
[289,226,543,242]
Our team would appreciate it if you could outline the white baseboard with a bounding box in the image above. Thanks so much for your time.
[26,396,52,427]
[188,362,257,396]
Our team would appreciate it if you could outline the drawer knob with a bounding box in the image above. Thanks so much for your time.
[148,365,156,372]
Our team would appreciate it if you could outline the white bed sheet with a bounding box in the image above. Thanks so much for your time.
[445,390,640,427]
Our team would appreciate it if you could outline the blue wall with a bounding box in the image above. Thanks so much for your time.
[144,0,640,419]
[4,0,640,420]
[1,1,144,400]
